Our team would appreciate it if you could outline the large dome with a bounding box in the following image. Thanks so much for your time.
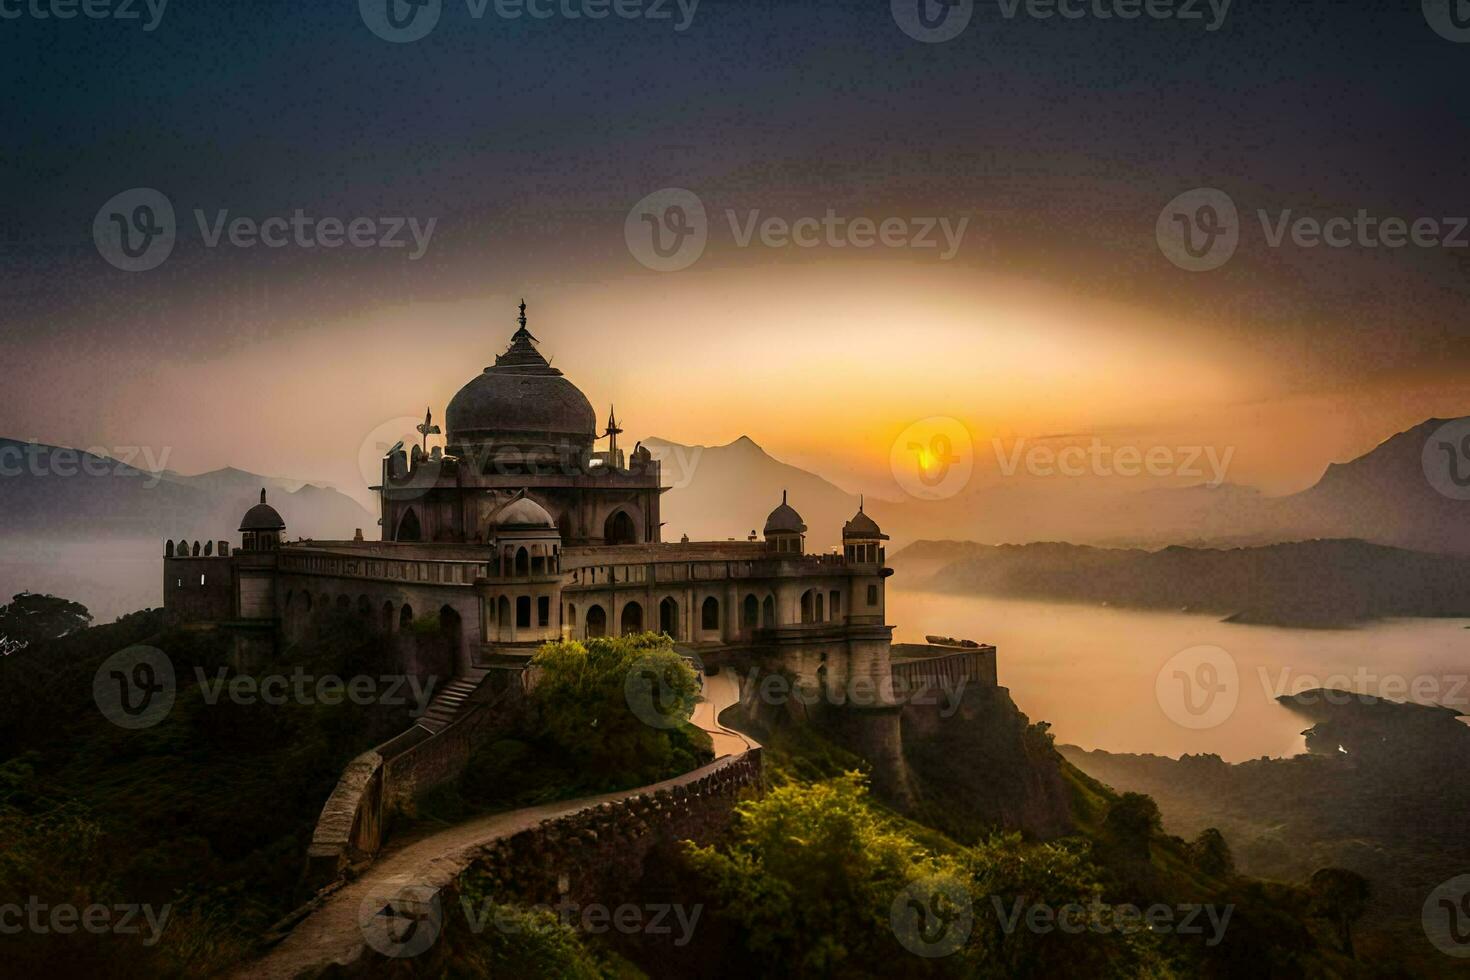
[446,305,596,447]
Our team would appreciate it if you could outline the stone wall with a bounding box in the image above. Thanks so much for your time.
[890,647,998,692]
[460,751,762,907]
[306,675,526,887]
[162,555,234,627]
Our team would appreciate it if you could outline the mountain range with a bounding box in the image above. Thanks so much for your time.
[886,538,1470,627]
[1,414,1463,620]
[647,417,1467,556]
[0,441,374,541]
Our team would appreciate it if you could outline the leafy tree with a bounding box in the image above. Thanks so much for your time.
[962,833,1160,979]
[527,632,706,789]
[1190,827,1235,878]
[684,772,941,977]
[1102,792,1162,860]
[1307,868,1370,959]
[0,592,92,655]
[448,874,611,980]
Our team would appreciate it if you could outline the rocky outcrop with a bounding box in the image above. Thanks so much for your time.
[901,685,1074,840]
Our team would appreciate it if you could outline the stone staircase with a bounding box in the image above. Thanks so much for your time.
[415,666,490,734]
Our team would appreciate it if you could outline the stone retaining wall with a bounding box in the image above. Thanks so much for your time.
[461,750,763,910]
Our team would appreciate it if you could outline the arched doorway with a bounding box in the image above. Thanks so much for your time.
[381,599,394,632]
[515,547,529,576]
[497,596,511,640]
[659,596,678,636]
[800,590,814,623]
[399,603,414,631]
[762,595,774,628]
[604,510,636,545]
[742,594,759,629]
[620,602,643,635]
[586,604,607,638]
[439,604,462,665]
[397,508,422,542]
[701,596,720,632]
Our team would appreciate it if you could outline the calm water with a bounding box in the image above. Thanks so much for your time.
[0,538,161,623]
[888,588,1470,762]
[5,545,1466,763]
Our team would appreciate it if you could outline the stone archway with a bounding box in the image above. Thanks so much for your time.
[439,604,462,666]
[397,508,422,542]
[742,594,759,629]
[620,601,643,635]
[586,604,607,638]
[604,509,637,545]
[659,596,678,636]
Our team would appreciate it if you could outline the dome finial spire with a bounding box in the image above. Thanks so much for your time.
[518,298,527,329]
[260,487,266,504]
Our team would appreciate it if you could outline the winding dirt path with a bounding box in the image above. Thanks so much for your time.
[240,670,751,979]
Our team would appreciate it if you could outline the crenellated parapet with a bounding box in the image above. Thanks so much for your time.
[163,538,230,558]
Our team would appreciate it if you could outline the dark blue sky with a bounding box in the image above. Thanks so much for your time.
[3,0,1467,401]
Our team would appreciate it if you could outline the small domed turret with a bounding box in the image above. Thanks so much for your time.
[764,490,806,535]
[239,488,285,551]
[764,491,806,554]
[842,496,887,539]
[843,496,887,564]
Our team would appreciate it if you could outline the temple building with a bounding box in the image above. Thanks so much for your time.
[160,302,991,760]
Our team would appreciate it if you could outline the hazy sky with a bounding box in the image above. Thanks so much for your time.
[3,0,1467,503]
